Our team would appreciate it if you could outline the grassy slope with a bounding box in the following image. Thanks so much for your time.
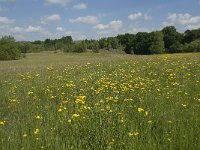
[0,52,200,149]
[0,52,135,77]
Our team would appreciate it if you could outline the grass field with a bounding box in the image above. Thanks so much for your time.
[0,52,200,149]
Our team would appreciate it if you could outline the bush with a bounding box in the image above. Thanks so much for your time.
[91,42,100,53]
[185,39,200,52]
[64,42,87,53]
[0,36,21,60]
[168,42,184,53]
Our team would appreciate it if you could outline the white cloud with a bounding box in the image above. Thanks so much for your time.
[167,13,177,22]
[128,12,152,21]
[94,24,109,30]
[69,16,99,24]
[128,12,142,20]
[144,14,152,21]
[162,21,174,27]
[94,20,122,31]
[65,31,87,40]
[109,20,123,30]
[26,26,44,33]
[41,14,61,24]
[187,24,200,29]
[56,26,64,32]
[45,0,70,6]
[11,25,45,33]
[0,16,14,25]
[94,20,123,39]
[73,3,87,10]
[10,26,24,32]
[166,13,200,29]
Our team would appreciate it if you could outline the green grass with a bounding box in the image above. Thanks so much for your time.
[0,52,200,149]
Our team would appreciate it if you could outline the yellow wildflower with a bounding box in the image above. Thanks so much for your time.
[35,116,43,120]
[181,104,187,107]
[72,114,80,118]
[138,107,144,112]
[0,121,5,125]
[128,132,139,137]
[58,108,62,112]
[34,128,39,135]
[27,91,33,95]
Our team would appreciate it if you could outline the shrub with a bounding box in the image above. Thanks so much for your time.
[185,39,200,52]
[0,36,21,60]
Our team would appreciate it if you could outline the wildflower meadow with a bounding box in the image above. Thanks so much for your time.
[0,53,200,149]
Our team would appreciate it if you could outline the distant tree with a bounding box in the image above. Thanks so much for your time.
[184,39,200,52]
[0,36,21,60]
[91,41,100,53]
[99,38,107,49]
[148,31,165,54]
[106,38,112,50]
[109,37,119,49]
[117,33,135,46]
[162,26,184,52]
[169,41,184,53]
[18,42,30,53]
[67,41,87,53]
[134,32,151,54]
[184,29,200,43]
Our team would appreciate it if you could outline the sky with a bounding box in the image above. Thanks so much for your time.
[0,0,200,41]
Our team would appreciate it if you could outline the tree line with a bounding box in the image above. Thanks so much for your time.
[0,26,200,60]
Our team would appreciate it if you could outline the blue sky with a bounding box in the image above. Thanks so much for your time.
[0,0,200,41]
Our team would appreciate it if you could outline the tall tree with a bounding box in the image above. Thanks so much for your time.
[148,31,165,54]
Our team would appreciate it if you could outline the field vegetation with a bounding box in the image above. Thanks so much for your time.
[0,52,199,149]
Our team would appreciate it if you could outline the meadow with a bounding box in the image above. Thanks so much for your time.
[0,52,200,150]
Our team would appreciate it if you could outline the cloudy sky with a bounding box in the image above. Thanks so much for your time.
[0,0,200,41]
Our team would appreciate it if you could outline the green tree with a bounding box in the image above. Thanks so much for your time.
[169,41,184,53]
[162,26,184,52]
[148,31,165,54]
[110,37,119,49]
[99,38,107,49]
[134,32,151,54]
[91,41,100,53]
[184,39,200,52]
[184,29,200,43]
[0,36,21,60]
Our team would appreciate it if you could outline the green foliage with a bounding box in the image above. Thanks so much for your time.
[135,32,151,54]
[148,31,165,54]
[28,43,44,53]
[99,38,107,49]
[117,33,135,46]
[0,36,21,60]
[184,29,200,43]
[44,36,73,51]
[169,42,184,53]
[18,42,30,53]
[63,42,87,53]
[91,41,100,53]
[184,39,200,52]
[162,26,184,50]
[73,42,87,53]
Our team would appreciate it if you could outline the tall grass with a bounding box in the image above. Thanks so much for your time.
[0,53,200,149]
